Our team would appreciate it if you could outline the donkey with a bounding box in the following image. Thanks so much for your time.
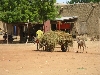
[77,37,86,53]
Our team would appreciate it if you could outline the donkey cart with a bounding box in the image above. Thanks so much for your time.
[36,31,73,52]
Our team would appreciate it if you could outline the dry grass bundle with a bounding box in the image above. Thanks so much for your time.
[39,30,73,48]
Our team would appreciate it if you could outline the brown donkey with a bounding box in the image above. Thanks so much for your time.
[77,38,86,53]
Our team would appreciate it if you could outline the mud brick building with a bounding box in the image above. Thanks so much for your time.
[55,3,100,37]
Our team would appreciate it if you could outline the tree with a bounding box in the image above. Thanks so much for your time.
[34,0,58,23]
[0,0,58,43]
[0,0,39,23]
[0,0,58,24]
[92,0,100,3]
[69,0,80,4]
[68,0,100,4]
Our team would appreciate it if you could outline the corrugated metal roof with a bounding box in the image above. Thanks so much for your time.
[55,16,78,21]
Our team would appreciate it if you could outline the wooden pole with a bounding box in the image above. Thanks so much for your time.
[5,23,8,44]
[58,21,61,30]
[99,17,100,41]
[26,20,29,44]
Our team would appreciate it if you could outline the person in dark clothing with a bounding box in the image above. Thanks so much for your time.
[29,27,36,43]
[32,28,36,43]
[3,32,7,41]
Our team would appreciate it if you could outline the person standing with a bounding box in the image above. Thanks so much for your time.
[36,27,43,39]
[36,27,43,50]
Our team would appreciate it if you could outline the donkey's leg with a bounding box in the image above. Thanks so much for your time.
[80,45,81,49]
[81,44,84,53]
[80,45,82,53]
[78,44,80,49]
[78,45,81,53]
[83,47,84,52]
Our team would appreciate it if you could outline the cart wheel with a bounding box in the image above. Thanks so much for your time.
[45,45,48,51]
[49,47,54,52]
[61,44,67,52]
[49,45,54,52]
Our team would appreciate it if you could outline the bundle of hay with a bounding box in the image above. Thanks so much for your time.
[39,30,73,48]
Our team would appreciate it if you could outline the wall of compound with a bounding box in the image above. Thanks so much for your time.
[59,3,100,36]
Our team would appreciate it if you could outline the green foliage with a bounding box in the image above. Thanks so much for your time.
[34,0,58,23]
[68,0,100,4]
[0,0,58,23]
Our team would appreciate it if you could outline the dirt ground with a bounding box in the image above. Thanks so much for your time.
[0,40,100,75]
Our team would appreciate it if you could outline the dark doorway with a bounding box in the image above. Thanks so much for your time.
[19,25,27,43]
[51,24,56,31]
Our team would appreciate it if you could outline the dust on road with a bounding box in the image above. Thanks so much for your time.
[0,41,100,75]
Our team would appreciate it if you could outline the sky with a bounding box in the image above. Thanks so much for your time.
[56,0,71,3]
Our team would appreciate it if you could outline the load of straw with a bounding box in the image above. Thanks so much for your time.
[39,30,73,49]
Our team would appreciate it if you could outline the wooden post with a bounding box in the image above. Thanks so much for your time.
[26,20,29,44]
[26,23,28,43]
[69,22,71,34]
[58,21,61,30]
[5,23,8,44]
[26,24,28,44]
[99,17,100,41]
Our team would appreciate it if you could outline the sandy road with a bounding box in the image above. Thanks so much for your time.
[0,41,100,75]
